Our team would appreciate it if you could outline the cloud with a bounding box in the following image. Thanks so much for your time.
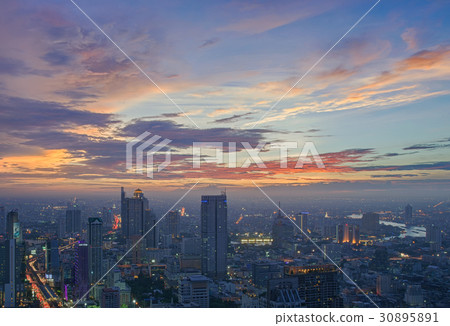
[0,95,116,131]
[371,174,419,178]
[401,28,418,50]
[41,50,72,66]
[0,56,49,76]
[121,119,271,149]
[207,107,247,117]
[217,0,339,34]
[213,112,254,123]
[199,37,220,48]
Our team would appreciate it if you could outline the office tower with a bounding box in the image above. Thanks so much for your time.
[361,212,379,233]
[336,224,344,244]
[178,275,210,308]
[6,210,21,241]
[57,216,66,239]
[0,239,25,307]
[45,239,60,277]
[74,241,89,300]
[101,287,120,308]
[121,188,149,239]
[376,274,393,296]
[404,204,413,220]
[284,265,343,308]
[252,262,282,287]
[337,224,360,244]
[168,210,180,239]
[144,209,158,249]
[272,205,294,249]
[296,212,308,234]
[88,218,103,285]
[201,193,228,279]
[0,206,5,235]
[66,206,81,234]
[426,225,441,252]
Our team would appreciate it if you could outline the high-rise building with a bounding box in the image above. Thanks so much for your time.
[404,204,413,220]
[284,265,343,308]
[6,210,21,241]
[0,206,5,235]
[272,205,294,249]
[178,275,210,308]
[361,212,379,233]
[74,241,89,300]
[201,193,228,279]
[426,225,441,252]
[168,210,180,239]
[45,239,60,277]
[144,209,158,249]
[66,206,81,234]
[336,224,360,244]
[88,217,103,285]
[296,212,308,234]
[121,188,154,240]
[0,239,25,307]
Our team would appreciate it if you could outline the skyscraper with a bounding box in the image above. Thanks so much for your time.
[45,239,60,277]
[297,212,308,234]
[121,188,148,239]
[121,188,158,262]
[1,211,25,307]
[66,206,81,234]
[167,210,180,239]
[201,193,228,279]
[74,241,89,300]
[426,224,441,252]
[88,217,103,285]
[6,210,20,241]
[336,224,360,244]
[361,212,379,234]
[0,206,5,235]
[405,204,413,220]
[272,205,294,249]
[284,265,343,308]
[144,209,158,249]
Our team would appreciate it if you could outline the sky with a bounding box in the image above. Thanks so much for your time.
[0,0,449,199]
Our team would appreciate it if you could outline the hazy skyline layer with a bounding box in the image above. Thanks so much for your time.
[1,0,449,197]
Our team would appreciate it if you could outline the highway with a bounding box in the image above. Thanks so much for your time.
[25,239,78,308]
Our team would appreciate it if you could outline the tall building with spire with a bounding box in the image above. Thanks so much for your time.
[121,188,149,239]
[201,193,228,279]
